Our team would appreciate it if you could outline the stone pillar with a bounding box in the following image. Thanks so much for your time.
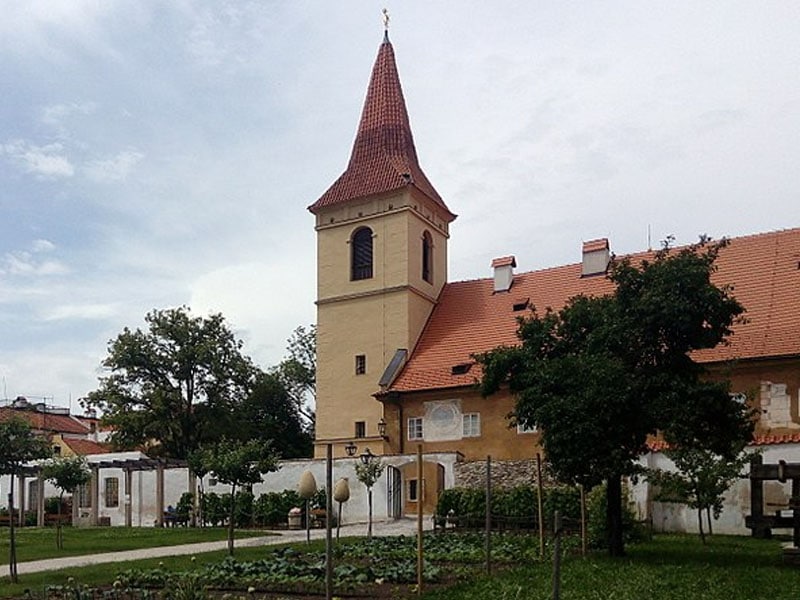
[17,475,26,527]
[124,468,133,528]
[36,473,45,527]
[155,464,165,527]
[90,465,99,526]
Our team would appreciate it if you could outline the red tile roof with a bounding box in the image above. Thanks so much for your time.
[390,228,800,393]
[491,256,516,268]
[63,437,112,455]
[309,34,454,219]
[583,238,609,253]
[0,407,90,435]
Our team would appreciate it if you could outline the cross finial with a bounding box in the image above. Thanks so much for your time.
[382,8,390,31]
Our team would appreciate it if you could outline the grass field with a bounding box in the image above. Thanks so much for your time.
[423,534,800,600]
[2,532,799,599]
[0,526,267,564]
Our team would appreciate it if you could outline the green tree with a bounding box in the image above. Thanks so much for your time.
[0,418,52,582]
[41,456,91,549]
[354,453,385,541]
[84,307,258,459]
[272,324,316,429]
[195,438,279,554]
[648,446,752,544]
[235,372,312,458]
[479,238,754,556]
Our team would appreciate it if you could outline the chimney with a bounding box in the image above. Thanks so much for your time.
[582,238,610,277]
[492,256,516,292]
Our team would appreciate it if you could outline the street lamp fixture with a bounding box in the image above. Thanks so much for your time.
[360,448,374,466]
[377,417,387,438]
[345,441,357,457]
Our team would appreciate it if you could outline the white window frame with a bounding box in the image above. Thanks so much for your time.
[462,413,481,437]
[517,422,538,434]
[407,417,424,441]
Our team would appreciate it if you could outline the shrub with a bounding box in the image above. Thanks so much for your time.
[201,492,226,527]
[254,490,303,527]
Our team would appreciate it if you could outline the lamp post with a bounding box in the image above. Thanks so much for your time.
[355,448,384,541]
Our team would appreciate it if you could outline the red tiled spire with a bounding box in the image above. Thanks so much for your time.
[309,34,454,218]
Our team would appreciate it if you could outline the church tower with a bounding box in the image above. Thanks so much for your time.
[309,31,456,458]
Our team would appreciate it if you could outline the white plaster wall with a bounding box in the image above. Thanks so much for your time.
[631,443,800,535]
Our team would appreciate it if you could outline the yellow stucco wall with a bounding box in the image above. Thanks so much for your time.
[382,387,544,462]
[313,188,451,458]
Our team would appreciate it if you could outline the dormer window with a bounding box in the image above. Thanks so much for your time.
[422,231,433,283]
[351,227,373,280]
[451,363,472,375]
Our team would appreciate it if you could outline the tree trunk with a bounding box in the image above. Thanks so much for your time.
[9,475,18,583]
[367,488,373,541]
[697,507,706,545]
[706,506,713,536]
[606,475,625,557]
[227,484,236,556]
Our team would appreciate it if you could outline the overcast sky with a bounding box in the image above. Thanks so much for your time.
[1,2,798,410]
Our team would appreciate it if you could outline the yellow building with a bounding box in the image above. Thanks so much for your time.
[310,32,800,516]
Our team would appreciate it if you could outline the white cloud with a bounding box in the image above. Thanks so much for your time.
[41,102,98,126]
[2,251,69,277]
[1,140,74,177]
[41,303,118,322]
[84,150,144,182]
[31,239,56,253]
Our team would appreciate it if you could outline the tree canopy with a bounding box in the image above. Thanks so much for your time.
[42,456,91,549]
[271,324,316,428]
[85,307,257,459]
[479,238,754,556]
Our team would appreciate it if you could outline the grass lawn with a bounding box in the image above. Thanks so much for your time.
[2,533,799,599]
[0,526,267,565]
[423,534,800,600]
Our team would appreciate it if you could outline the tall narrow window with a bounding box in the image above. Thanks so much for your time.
[355,354,366,375]
[422,231,433,283]
[351,227,373,280]
[77,483,92,508]
[408,417,424,441]
[355,421,366,438]
[105,477,120,508]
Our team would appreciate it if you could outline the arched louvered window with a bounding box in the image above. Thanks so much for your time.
[351,227,373,280]
[422,230,433,283]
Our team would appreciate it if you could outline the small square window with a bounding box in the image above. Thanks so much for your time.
[355,421,366,438]
[517,422,538,434]
[355,354,366,375]
[463,413,481,437]
[408,417,423,441]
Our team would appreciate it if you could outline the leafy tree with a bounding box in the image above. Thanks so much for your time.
[235,372,312,458]
[479,238,754,556]
[272,325,316,429]
[194,438,279,554]
[355,453,385,541]
[0,418,52,582]
[84,307,258,459]
[648,446,751,544]
[41,456,91,549]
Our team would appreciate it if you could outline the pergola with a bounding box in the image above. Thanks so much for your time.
[13,457,190,528]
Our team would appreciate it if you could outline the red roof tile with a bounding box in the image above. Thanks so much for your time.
[63,438,112,455]
[309,34,454,219]
[391,228,800,393]
[583,238,609,253]
[0,407,90,435]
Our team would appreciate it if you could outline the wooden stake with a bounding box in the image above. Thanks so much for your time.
[417,444,424,596]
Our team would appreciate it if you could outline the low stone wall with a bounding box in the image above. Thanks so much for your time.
[454,459,549,489]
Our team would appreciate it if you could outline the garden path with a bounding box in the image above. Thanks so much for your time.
[15,519,430,575]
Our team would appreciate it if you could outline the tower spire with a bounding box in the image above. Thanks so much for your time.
[309,32,454,219]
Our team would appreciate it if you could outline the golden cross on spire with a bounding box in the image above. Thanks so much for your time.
[382,8,390,31]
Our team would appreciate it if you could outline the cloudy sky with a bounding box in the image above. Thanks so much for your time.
[1,2,798,410]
